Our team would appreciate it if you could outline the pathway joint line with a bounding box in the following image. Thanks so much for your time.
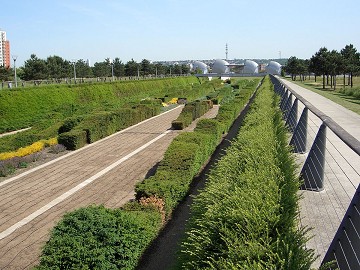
[0,130,172,240]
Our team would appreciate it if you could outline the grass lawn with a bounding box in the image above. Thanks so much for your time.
[284,75,360,115]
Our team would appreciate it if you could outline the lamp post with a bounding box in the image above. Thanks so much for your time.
[12,55,18,88]
[72,60,77,84]
[110,59,114,81]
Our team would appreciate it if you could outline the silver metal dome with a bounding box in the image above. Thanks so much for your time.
[265,61,282,75]
[192,61,208,74]
[212,59,230,74]
[243,60,259,74]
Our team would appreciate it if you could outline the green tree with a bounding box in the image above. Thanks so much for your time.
[75,59,93,78]
[22,54,48,80]
[309,47,329,89]
[327,50,344,89]
[341,44,360,88]
[0,66,12,81]
[154,63,165,76]
[181,64,190,75]
[173,64,182,75]
[46,55,71,79]
[113,58,125,77]
[125,59,139,76]
[140,59,153,76]
[92,59,111,77]
[284,56,300,80]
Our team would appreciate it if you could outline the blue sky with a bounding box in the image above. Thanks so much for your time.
[1,0,359,66]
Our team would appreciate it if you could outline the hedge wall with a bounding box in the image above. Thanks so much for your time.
[177,77,315,269]
[34,78,258,269]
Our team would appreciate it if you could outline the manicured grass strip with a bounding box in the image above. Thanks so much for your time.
[177,76,315,269]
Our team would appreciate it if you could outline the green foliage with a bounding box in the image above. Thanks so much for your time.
[58,129,87,150]
[136,78,259,217]
[34,205,162,270]
[177,77,315,269]
[171,100,213,130]
[0,77,199,134]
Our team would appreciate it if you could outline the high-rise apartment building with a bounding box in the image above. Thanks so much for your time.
[0,29,10,68]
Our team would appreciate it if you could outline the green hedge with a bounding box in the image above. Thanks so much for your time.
[0,77,221,154]
[58,104,161,150]
[34,78,258,269]
[0,77,199,133]
[177,77,315,269]
[171,100,213,130]
[34,205,162,270]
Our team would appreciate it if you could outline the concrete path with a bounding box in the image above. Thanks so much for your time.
[278,77,360,267]
[0,105,219,269]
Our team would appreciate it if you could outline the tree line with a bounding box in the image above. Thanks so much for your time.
[0,54,191,81]
[283,44,360,89]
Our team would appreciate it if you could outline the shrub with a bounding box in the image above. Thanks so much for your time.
[171,100,213,130]
[177,76,315,269]
[58,129,87,150]
[34,205,162,270]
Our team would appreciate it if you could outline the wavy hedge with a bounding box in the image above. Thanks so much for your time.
[177,77,315,269]
[35,78,259,269]
[0,77,221,154]
[171,100,213,130]
[0,77,199,133]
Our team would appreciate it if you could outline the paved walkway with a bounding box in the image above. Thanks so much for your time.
[278,77,360,267]
[0,105,219,269]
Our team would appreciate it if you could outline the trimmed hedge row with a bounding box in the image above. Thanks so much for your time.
[35,78,258,269]
[171,100,213,130]
[177,77,315,269]
[0,78,221,154]
[136,78,260,217]
[0,77,199,134]
[58,104,161,150]
[34,205,162,270]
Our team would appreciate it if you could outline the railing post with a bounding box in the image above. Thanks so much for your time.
[286,98,298,133]
[322,184,360,269]
[280,89,289,111]
[300,123,326,191]
[284,93,293,120]
[290,107,308,153]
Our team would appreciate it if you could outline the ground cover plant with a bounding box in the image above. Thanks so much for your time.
[35,78,260,269]
[177,76,315,269]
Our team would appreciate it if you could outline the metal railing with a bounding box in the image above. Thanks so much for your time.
[270,75,360,269]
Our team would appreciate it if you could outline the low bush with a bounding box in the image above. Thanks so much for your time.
[0,138,57,160]
[58,129,87,150]
[171,100,213,130]
[35,205,162,270]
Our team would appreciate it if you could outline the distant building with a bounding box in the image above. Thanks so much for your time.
[0,29,10,68]
[192,61,208,74]
[212,59,230,74]
[265,61,282,75]
[243,60,259,74]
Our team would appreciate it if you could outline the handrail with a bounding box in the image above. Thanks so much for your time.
[272,75,360,156]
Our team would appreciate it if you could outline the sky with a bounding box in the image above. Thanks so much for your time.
[1,0,359,66]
